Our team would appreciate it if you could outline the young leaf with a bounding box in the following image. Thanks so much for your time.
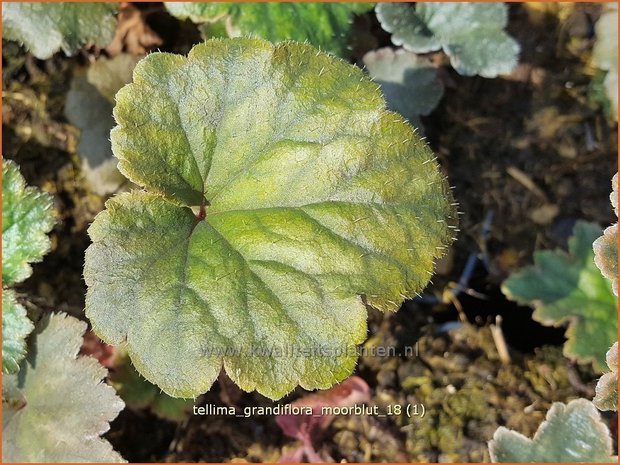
[84,38,457,400]
[1,2,118,60]
[2,313,125,462]
[502,221,617,372]
[2,159,55,286]
[164,2,374,57]
[489,398,614,462]
[593,173,618,295]
[375,3,520,78]
[592,3,618,120]
[110,350,192,422]
[2,291,34,375]
[593,342,618,411]
[65,54,141,195]
[362,47,444,129]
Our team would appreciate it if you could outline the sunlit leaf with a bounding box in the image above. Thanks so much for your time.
[376,2,520,78]
[2,313,125,462]
[164,2,374,57]
[593,173,618,295]
[84,38,457,400]
[2,2,118,60]
[1,291,33,375]
[489,399,614,462]
[2,159,55,286]
[593,342,618,411]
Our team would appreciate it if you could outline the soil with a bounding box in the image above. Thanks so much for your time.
[2,3,617,462]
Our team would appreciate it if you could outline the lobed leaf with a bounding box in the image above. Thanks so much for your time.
[375,2,520,78]
[362,47,444,129]
[2,313,125,463]
[164,2,374,57]
[502,221,617,372]
[593,342,618,411]
[592,3,618,120]
[65,54,141,194]
[593,173,618,295]
[2,159,55,286]
[2,2,118,60]
[84,38,457,399]
[1,291,34,375]
[489,398,614,462]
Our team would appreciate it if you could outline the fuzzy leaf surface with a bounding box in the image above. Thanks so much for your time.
[593,173,618,295]
[1,291,33,375]
[2,2,118,60]
[594,342,618,411]
[2,313,125,463]
[489,399,614,462]
[502,221,617,372]
[375,2,519,78]
[164,2,373,57]
[362,47,443,128]
[2,159,55,286]
[84,38,456,399]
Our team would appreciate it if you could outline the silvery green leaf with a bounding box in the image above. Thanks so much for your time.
[1,291,33,375]
[2,313,125,462]
[2,2,118,60]
[489,399,614,462]
[376,2,520,78]
[363,47,443,129]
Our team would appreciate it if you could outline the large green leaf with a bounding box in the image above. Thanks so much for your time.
[2,313,125,462]
[84,38,457,399]
[2,159,55,286]
[362,47,444,129]
[375,3,520,78]
[1,291,33,375]
[2,2,118,60]
[164,2,373,57]
[592,3,618,120]
[489,399,614,462]
[502,221,617,372]
[65,54,141,195]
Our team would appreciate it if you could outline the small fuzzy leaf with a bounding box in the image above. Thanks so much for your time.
[110,351,192,422]
[1,290,33,375]
[489,398,614,462]
[502,221,617,372]
[2,313,125,463]
[593,173,618,295]
[593,342,618,411]
[84,38,457,400]
[2,159,55,286]
[592,3,618,120]
[164,2,374,57]
[363,47,443,128]
[376,2,520,78]
[65,54,141,194]
[2,2,118,60]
